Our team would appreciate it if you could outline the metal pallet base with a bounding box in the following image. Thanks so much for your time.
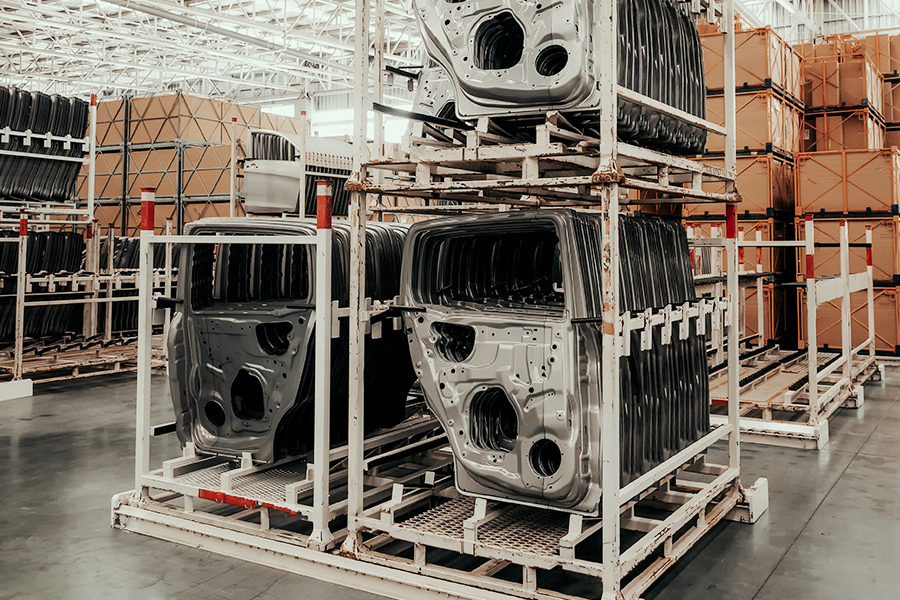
[112,464,767,600]
[0,335,167,384]
[112,492,524,600]
[710,350,881,450]
[348,457,766,600]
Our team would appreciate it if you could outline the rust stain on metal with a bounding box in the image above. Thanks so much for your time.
[592,167,625,184]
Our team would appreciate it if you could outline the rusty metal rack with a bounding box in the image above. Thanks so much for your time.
[361,118,739,212]
[0,333,166,383]
[110,0,772,598]
[334,0,768,596]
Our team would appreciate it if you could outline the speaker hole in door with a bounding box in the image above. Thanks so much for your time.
[256,321,293,355]
[204,401,227,427]
[232,369,265,421]
[530,439,561,476]
[535,45,568,76]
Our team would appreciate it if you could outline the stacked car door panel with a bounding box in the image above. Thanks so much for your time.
[0,231,85,341]
[399,209,709,515]
[167,218,415,463]
[0,88,88,203]
[412,0,706,153]
[245,132,354,216]
[93,237,180,333]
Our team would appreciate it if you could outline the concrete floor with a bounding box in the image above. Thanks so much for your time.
[1,370,899,600]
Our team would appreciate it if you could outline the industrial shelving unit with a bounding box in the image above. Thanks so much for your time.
[340,0,767,599]
[699,217,881,449]
[0,96,178,391]
[111,1,769,599]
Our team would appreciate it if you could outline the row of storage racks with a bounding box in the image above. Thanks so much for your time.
[0,94,177,399]
[109,2,786,600]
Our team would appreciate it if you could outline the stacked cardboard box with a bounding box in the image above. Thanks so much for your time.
[691,24,803,344]
[77,92,307,235]
[792,32,900,353]
[801,55,885,151]
[794,149,900,353]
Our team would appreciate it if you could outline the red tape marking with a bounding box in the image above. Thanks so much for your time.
[198,489,258,509]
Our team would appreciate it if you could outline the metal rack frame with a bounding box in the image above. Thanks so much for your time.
[0,94,99,400]
[337,1,765,599]
[702,217,881,449]
[111,1,770,599]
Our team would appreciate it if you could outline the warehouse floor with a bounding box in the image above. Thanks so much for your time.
[1,369,898,600]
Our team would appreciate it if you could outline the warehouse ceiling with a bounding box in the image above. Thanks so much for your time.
[0,0,421,102]
[2,0,900,103]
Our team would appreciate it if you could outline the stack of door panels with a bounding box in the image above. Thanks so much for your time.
[684,22,802,347]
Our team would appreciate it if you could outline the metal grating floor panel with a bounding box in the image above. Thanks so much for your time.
[397,497,569,557]
[231,465,309,504]
[174,463,234,490]
[398,497,478,540]
[478,505,569,557]
[172,461,310,508]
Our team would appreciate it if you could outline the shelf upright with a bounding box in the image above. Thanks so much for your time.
[343,0,372,558]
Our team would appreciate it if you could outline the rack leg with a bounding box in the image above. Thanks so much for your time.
[14,216,26,381]
[135,192,155,493]
[309,182,335,551]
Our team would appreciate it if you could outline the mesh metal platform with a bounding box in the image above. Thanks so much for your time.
[397,497,571,558]
[172,461,310,508]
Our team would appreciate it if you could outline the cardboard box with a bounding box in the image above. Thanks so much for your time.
[93,92,303,146]
[795,148,900,214]
[685,153,793,216]
[795,216,900,283]
[702,26,803,101]
[857,33,898,75]
[798,286,900,354]
[803,109,886,152]
[803,57,883,115]
[887,127,900,147]
[706,91,802,153]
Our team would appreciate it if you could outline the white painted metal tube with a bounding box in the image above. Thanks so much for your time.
[756,229,764,344]
[805,215,818,411]
[230,118,237,218]
[866,226,875,360]
[87,94,97,221]
[135,188,156,493]
[14,214,26,381]
[726,209,740,474]
[309,180,335,551]
[840,221,851,382]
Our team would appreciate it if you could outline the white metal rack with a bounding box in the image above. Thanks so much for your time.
[700,217,881,449]
[112,1,770,599]
[0,94,99,399]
